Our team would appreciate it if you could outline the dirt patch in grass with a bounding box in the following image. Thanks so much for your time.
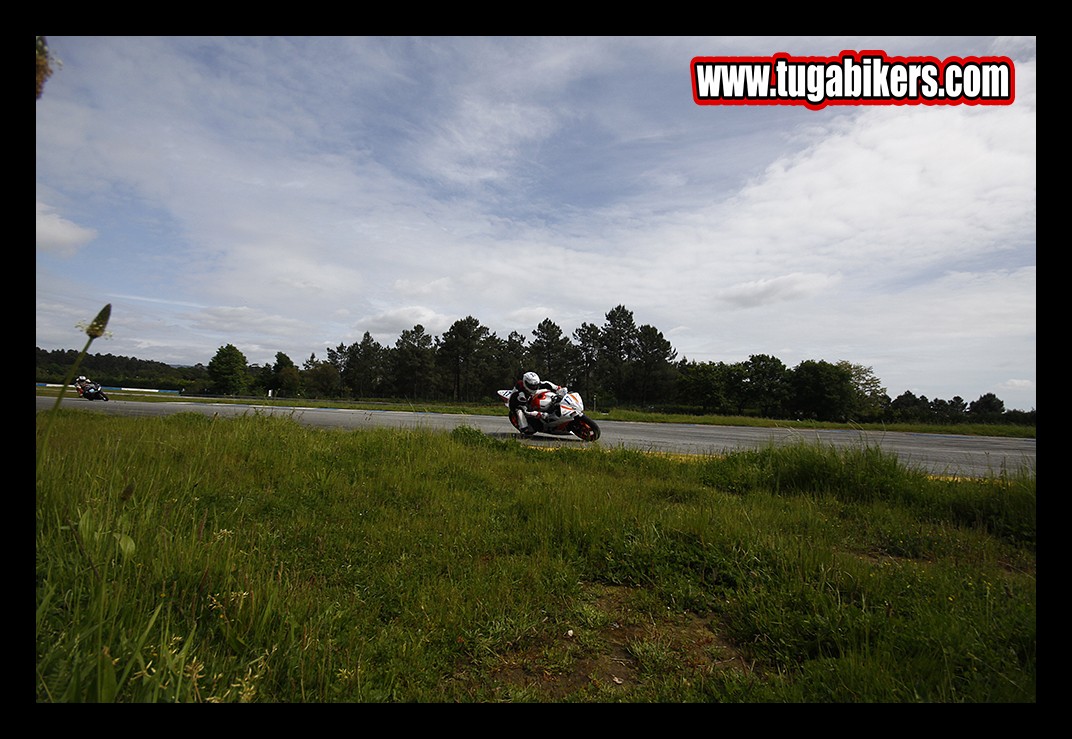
[464,583,752,701]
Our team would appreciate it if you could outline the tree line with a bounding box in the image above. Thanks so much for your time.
[36,304,1034,426]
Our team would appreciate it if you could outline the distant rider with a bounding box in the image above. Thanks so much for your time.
[509,371,568,436]
[74,375,92,396]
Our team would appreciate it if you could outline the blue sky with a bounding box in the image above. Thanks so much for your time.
[36,36,1036,411]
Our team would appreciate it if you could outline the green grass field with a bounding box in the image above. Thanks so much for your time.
[36,406,1035,702]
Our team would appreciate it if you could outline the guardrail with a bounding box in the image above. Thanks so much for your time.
[36,383,181,394]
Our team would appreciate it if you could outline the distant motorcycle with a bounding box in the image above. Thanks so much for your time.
[497,387,601,441]
[76,381,109,401]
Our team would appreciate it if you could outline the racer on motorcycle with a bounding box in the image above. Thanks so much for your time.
[74,375,92,396]
[509,371,568,436]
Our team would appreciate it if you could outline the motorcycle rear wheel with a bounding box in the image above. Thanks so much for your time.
[570,415,601,442]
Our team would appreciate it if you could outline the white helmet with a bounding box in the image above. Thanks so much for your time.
[77,376,86,382]
[522,371,541,394]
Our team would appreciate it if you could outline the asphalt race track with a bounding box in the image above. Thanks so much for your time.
[37,395,1036,479]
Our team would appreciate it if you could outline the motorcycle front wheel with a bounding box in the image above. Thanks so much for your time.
[570,415,601,442]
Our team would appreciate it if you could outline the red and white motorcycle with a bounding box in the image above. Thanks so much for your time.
[497,387,601,442]
[75,380,109,401]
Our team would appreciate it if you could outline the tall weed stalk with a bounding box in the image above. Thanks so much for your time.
[36,304,110,479]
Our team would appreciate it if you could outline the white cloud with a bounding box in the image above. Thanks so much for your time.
[36,202,96,256]
[721,273,843,308]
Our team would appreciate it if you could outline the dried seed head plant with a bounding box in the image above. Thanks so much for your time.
[37,304,112,475]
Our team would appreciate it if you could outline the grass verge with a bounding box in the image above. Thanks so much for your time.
[36,409,1035,702]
